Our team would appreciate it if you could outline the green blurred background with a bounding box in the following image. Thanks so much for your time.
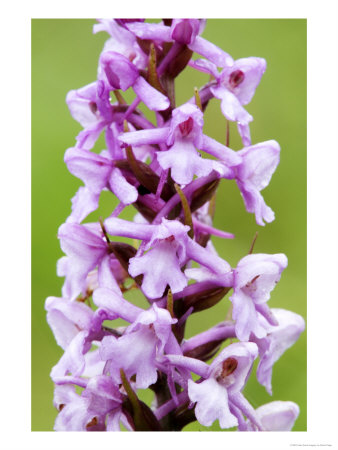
[32,19,306,431]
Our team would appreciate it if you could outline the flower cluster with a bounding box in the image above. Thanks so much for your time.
[46,19,305,431]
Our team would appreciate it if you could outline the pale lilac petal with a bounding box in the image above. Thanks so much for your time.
[237,123,251,146]
[185,238,231,274]
[127,303,176,353]
[100,51,139,90]
[100,328,158,389]
[66,187,100,224]
[237,140,280,191]
[108,167,138,204]
[133,76,170,111]
[210,342,258,392]
[57,223,107,299]
[75,120,106,151]
[201,134,242,166]
[234,253,288,304]
[104,216,154,240]
[231,289,268,341]
[157,139,214,185]
[64,147,112,194]
[222,57,266,105]
[211,85,253,124]
[166,354,209,379]
[188,58,219,78]
[118,127,169,147]
[45,296,94,350]
[51,330,89,379]
[54,394,91,431]
[82,349,106,378]
[66,82,98,127]
[237,180,275,226]
[253,401,299,431]
[93,287,142,323]
[97,254,122,292]
[256,308,305,394]
[129,242,188,299]
[126,22,171,41]
[188,378,238,428]
[189,36,234,67]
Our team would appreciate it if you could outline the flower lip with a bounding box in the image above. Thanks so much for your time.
[229,69,245,89]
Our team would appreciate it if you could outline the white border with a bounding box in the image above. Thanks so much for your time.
[2,0,337,449]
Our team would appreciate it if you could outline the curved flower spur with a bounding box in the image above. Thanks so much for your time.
[45,19,305,432]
